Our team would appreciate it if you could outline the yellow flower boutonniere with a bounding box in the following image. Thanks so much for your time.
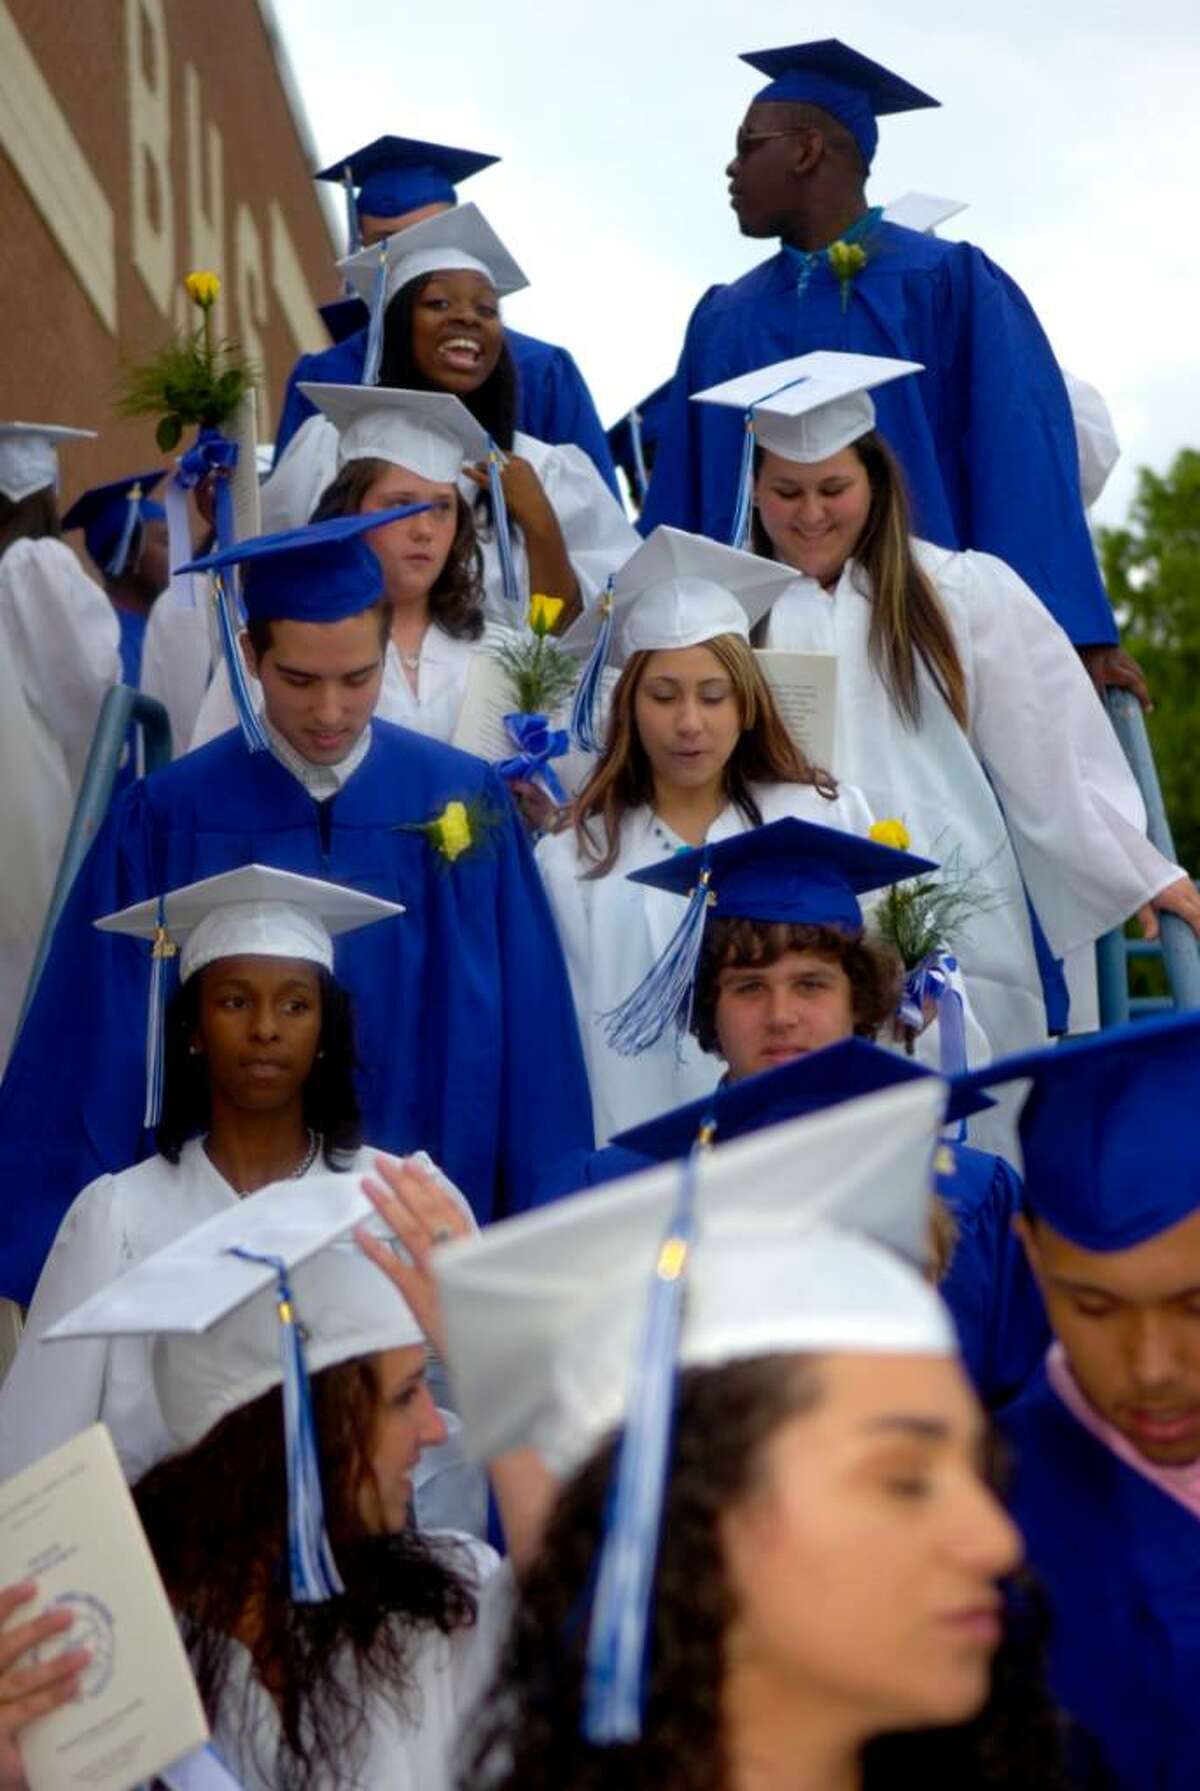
[528,593,564,637]
[827,240,868,314]
[869,818,912,851]
[396,795,503,867]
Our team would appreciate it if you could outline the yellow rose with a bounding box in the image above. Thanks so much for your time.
[185,270,221,308]
[528,593,564,636]
[436,800,472,862]
[869,818,912,851]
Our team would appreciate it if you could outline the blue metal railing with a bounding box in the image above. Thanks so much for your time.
[17,686,172,1030]
[1095,688,1200,1026]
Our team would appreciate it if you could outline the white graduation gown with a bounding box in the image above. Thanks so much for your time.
[0,1139,452,1486]
[260,417,639,620]
[537,780,875,1144]
[763,542,1180,1079]
[203,1537,509,1791]
[188,622,506,752]
[140,585,218,757]
[0,539,120,1065]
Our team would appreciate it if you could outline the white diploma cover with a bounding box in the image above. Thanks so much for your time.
[0,1424,209,1791]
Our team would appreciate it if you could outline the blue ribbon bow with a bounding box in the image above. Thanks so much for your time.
[164,426,239,604]
[495,711,569,805]
[898,951,968,1135]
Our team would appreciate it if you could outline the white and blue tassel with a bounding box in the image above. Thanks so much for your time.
[486,441,521,612]
[143,896,177,1130]
[602,864,713,1057]
[341,164,362,254]
[105,484,143,580]
[583,1122,714,1743]
[568,579,615,754]
[729,411,758,551]
[212,572,269,754]
[226,1248,345,1604]
[361,243,390,387]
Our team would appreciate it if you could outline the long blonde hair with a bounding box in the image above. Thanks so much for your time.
[753,432,969,730]
[573,632,838,878]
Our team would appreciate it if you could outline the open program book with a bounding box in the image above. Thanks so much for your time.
[753,649,837,770]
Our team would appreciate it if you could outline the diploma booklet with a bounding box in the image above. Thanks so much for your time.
[0,1424,209,1791]
[753,649,837,770]
[451,650,520,763]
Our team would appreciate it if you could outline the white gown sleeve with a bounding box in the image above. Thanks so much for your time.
[534,828,594,1058]
[0,1175,125,1479]
[140,589,217,757]
[962,551,1183,957]
[529,442,640,608]
[188,655,245,750]
[0,539,121,789]
[258,415,340,532]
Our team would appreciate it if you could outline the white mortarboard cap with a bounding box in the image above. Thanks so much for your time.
[882,192,968,234]
[1063,370,1121,508]
[693,350,923,465]
[338,200,528,308]
[95,863,404,984]
[436,1077,954,1473]
[45,1171,423,1447]
[298,383,490,484]
[0,422,97,504]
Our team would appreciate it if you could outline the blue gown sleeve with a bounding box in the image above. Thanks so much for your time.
[488,776,595,1216]
[0,789,158,1304]
[939,1151,1050,1409]
[640,285,741,539]
[940,247,1117,646]
[273,354,323,463]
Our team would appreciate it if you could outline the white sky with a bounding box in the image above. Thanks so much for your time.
[271,0,1199,529]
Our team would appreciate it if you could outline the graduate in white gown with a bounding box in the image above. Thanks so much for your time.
[537,528,873,1143]
[260,203,638,623]
[0,865,432,1489]
[692,354,1200,1137]
[192,387,505,751]
[0,424,121,1068]
[48,1166,547,1791]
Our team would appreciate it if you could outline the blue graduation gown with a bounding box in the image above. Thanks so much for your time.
[641,221,1116,646]
[0,723,592,1303]
[273,323,620,497]
[544,1137,1048,1410]
[113,606,149,791]
[1003,1371,1200,1790]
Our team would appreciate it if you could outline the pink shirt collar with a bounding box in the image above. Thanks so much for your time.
[1046,1342,1200,1521]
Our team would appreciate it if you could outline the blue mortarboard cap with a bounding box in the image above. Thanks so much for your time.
[319,295,370,345]
[315,135,499,221]
[62,471,167,576]
[957,1010,1200,1250]
[605,818,935,1058]
[177,506,429,626]
[607,383,671,506]
[612,1038,991,1161]
[740,38,939,169]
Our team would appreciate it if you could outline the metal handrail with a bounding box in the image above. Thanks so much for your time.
[16,687,172,1030]
[1095,687,1200,1024]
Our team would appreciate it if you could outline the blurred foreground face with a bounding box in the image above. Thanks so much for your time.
[720,1352,1021,1731]
[1019,1207,1200,1467]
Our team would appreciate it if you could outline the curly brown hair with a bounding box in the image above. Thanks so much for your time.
[135,1355,479,1791]
[0,486,59,557]
[312,456,486,641]
[574,633,840,878]
[462,1354,1074,1791]
[690,918,903,1056]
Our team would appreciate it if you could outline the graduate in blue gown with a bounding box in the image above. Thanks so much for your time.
[642,38,1134,679]
[61,472,169,690]
[962,1012,1200,1790]
[0,510,592,1305]
[275,135,619,496]
[541,819,1048,1406]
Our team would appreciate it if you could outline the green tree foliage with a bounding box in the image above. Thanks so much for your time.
[1098,448,1200,873]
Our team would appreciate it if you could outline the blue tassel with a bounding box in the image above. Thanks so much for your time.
[213,572,269,754]
[568,580,615,754]
[603,863,713,1056]
[361,244,390,386]
[341,165,361,254]
[143,895,176,1129]
[226,1249,345,1604]
[487,441,521,611]
[105,486,143,579]
[729,412,757,551]
[583,1123,715,1743]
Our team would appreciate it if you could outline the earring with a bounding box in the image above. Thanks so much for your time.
[188,1044,202,1056]
[316,1049,325,1060]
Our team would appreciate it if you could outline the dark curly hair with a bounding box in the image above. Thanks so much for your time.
[462,1354,1075,1791]
[0,486,59,556]
[379,273,520,453]
[311,457,486,642]
[154,965,362,1168]
[690,918,903,1055]
[135,1355,480,1791]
